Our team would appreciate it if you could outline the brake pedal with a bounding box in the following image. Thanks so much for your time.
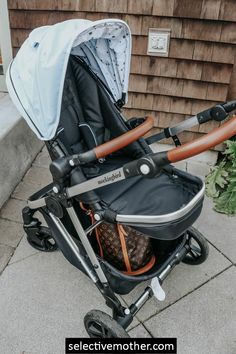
[151,277,166,301]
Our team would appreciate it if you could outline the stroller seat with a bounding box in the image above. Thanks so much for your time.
[47,55,204,241]
[97,160,194,216]
[85,156,203,239]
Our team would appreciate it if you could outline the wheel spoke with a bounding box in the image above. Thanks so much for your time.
[190,250,199,259]
[38,235,56,251]
[45,239,55,250]
[106,329,114,338]
[101,325,107,337]
[182,228,209,266]
[27,227,57,252]
[84,310,130,338]
[41,239,48,249]
[190,245,201,257]
[88,323,103,338]
[89,321,112,338]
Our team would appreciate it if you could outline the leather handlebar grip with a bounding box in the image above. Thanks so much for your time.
[94,116,154,159]
[167,115,236,163]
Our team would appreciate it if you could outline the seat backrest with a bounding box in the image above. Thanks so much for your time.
[57,55,150,159]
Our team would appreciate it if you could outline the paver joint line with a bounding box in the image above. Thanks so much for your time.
[0,246,15,276]
[8,250,41,266]
[204,236,235,265]
[142,323,154,338]
[10,196,28,203]
[32,163,49,169]
[0,216,23,225]
[0,242,16,249]
[140,264,233,325]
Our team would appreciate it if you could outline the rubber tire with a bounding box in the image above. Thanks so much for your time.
[182,226,209,265]
[84,310,130,338]
[27,226,58,252]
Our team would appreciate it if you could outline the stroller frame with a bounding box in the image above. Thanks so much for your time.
[22,93,235,331]
[7,18,236,336]
[23,175,195,329]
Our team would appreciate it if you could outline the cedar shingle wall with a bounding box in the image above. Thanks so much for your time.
[7,0,236,145]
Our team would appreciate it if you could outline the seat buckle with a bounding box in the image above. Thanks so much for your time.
[172,134,181,147]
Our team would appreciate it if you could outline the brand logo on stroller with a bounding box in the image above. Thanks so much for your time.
[98,171,122,185]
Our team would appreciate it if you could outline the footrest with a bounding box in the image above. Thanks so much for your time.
[151,277,166,301]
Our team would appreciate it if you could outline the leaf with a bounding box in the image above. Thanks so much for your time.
[205,160,228,198]
[205,138,236,215]
[223,140,236,159]
[214,180,236,216]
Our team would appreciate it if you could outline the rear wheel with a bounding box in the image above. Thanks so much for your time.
[27,226,58,252]
[84,310,130,338]
[182,227,209,265]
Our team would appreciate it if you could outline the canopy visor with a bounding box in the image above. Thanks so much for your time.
[6,19,131,140]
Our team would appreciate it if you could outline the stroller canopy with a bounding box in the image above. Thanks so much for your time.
[6,19,131,140]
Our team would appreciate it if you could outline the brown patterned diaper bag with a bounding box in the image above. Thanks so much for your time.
[95,222,156,275]
[80,203,156,275]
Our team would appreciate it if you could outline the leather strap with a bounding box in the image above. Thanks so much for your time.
[94,116,154,159]
[117,224,132,273]
[118,225,156,276]
[123,255,156,276]
[167,115,236,163]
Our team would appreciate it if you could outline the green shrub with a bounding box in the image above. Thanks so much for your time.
[205,140,236,215]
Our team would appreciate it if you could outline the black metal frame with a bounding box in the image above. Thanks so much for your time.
[23,195,192,329]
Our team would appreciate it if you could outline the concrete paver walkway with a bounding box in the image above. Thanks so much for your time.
[0,146,235,354]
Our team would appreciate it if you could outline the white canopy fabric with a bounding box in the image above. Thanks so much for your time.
[6,19,131,140]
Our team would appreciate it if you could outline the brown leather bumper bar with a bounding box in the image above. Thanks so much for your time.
[167,115,236,163]
[94,116,154,159]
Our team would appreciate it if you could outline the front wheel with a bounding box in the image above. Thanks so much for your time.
[182,227,209,265]
[84,310,130,338]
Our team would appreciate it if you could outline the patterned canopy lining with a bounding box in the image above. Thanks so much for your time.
[71,22,130,101]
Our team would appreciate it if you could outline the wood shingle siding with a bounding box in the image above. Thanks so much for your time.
[7,0,236,22]
[130,57,232,84]
[8,10,236,44]
[8,0,236,147]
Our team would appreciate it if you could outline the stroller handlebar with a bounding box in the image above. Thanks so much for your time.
[71,115,154,165]
[50,105,236,182]
[222,100,236,113]
[50,116,154,180]
[124,113,236,179]
[167,114,236,163]
[93,115,154,160]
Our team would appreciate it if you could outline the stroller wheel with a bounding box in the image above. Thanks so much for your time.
[27,226,58,252]
[182,227,209,265]
[84,310,130,338]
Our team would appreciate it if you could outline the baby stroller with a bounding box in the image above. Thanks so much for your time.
[7,19,236,338]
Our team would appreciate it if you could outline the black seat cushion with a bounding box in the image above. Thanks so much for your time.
[92,157,202,240]
[95,158,195,216]
[57,56,150,159]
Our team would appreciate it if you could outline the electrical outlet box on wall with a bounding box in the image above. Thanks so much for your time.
[147,28,171,57]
